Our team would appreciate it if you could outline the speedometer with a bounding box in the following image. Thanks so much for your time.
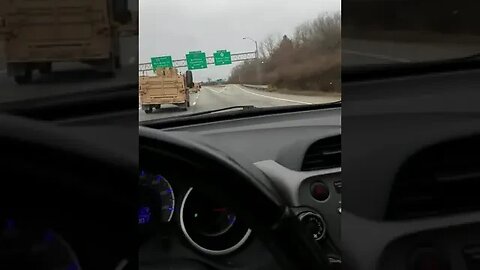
[139,170,175,223]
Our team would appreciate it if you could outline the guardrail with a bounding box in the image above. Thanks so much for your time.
[241,84,269,90]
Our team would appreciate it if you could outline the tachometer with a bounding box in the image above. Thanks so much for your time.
[139,170,175,223]
[180,187,251,255]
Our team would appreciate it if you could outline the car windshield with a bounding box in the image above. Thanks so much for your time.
[343,1,480,67]
[3,1,477,120]
[138,0,342,121]
[0,0,138,104]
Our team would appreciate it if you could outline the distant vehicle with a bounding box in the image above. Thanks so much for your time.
[0,0,135,84]
[139,68,192,113]
[190,82,201,93]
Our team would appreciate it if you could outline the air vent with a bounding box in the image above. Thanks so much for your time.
[301,136,341,171]
[386,135,480,220]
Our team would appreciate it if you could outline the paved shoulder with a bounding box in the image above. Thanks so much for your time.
[233,85,340,105]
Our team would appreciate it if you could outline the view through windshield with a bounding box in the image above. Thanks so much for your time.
[138,0,342,121]
[343,0,480,67]
[2,0,477,117]
[0,0,139,104]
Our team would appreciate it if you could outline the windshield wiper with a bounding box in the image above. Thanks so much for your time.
[179,105,257,117]
[140,101,341,127]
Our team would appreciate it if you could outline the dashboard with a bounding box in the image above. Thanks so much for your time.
[139,107,342,269]
[342,68,480,270]
[1,64,478,270]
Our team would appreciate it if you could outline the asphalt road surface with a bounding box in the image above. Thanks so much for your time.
[139,84,340,122]
[343,38,480,66]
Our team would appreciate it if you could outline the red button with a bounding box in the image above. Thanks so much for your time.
[412,248,450,270]
[311,182,329,201]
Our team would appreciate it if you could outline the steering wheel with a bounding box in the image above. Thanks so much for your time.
[140,126,333,270]
[0,115,137,270]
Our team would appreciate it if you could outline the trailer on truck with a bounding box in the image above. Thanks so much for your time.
[139,68,193,114]
[0,0,135,84]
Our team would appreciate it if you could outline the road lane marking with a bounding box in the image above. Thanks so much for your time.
[206,87,221,93]
[343,49,411,63]
[206,86,227,94]
[191,92,200,106]
[234,85,313,105]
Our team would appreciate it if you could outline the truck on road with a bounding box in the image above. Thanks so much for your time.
[190,82,202,93]
[0,0,135,84]
[139,68,193,114]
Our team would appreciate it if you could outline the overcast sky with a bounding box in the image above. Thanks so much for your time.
[139,0,340,81]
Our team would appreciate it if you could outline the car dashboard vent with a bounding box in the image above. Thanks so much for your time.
[301,135,341,171]
[386,135,480,220]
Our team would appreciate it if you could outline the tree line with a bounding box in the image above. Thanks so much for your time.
[229,12,341,93]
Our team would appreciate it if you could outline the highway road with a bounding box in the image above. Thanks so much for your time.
[343,38,480,66]
[139,84,340,122]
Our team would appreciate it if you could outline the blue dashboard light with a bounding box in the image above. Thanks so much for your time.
[43,230,55,244]
[138,206,152,225]
[227,215,236,225]
[6,219,14,230]
[154,175,164,184]
[66,262,79,270]
[140,170,146,177]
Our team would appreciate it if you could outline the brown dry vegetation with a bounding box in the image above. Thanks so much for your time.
[229,12,341,93]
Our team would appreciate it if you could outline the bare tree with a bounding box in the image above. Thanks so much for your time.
[258,42,268,59]
[261,34,281,57]
[293,21,312,47]
[229,12,341,92]
[310,12,341,50]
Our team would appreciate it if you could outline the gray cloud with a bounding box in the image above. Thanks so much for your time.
[140,0,340,81]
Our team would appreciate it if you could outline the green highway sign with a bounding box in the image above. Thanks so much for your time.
[186,51,207,70]
[213,50,232,66]
[151,56,173,70]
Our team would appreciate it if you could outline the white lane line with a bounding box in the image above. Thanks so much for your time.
[234,85,313,105]
[343,49,411,63]
[191,92,200,106]
[206,86,227,94]
[206,87,220,93]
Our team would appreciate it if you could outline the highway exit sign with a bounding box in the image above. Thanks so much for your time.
[186,51,207,70]
[151,56,173,70]
[213,50,232,66]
